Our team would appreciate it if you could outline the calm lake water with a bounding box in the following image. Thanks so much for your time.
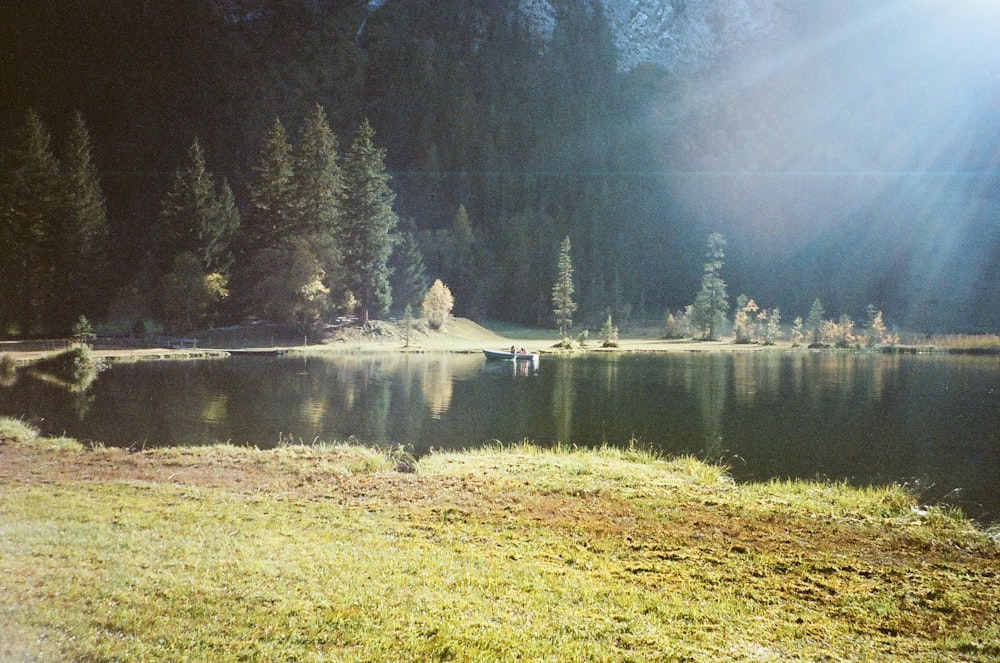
[3,351,998,521]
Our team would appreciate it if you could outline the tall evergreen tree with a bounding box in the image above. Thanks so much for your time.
[689,232,729,341]
[805,297,826,345]
[159,137,239,274]
[494,209,557,324]
[389,228,428,315]
[447,204,481,317]
[339,119,398,323]
[62,112,110,324]
[243,118,296,251]
[293,104,343,302]
[157,137,239,328]
[552,236,577,339]
[0,110,63,335]
[232,118,325,322]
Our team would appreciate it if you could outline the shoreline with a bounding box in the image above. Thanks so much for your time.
[3,316,999,366]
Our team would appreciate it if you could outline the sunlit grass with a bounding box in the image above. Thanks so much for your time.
[2,430,998,661]
[928,333,1000,352]
[0,416,39,444]
[477,321,561,341]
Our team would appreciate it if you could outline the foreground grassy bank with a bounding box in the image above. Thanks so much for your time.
[2,420,998,662]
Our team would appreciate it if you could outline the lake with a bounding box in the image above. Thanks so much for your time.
[3,351,998,522]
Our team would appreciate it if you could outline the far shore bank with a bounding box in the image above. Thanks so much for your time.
[3,318,998,366]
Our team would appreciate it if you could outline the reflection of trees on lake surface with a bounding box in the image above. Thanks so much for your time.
[420,356,455,419]
[682,355,730,456]
[552,359,575,444]
[645,352,904,460]
[3,352,997,519]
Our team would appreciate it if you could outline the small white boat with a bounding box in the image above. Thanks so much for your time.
[483,348,538,361]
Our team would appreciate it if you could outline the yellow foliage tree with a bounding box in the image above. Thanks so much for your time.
[422,279,454,330]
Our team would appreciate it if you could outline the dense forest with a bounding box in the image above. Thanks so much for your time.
[3,0,999,336]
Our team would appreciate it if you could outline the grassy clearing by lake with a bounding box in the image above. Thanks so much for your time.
[925,333,1000,353]
[2,421,998,662]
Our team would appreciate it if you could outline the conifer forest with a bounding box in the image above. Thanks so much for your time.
[3,0,999,336]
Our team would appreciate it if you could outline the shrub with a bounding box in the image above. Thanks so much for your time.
[662,310,688,339]
[32,346,101,391]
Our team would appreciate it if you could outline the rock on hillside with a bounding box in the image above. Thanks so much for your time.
[513,0,795,74]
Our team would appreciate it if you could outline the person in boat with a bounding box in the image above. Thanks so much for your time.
[510,345,517,355]
[519,347,527,355]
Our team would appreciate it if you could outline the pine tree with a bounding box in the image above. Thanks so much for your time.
[448,204,476,315]
[294,104,342,299]
[243,118,296,250]
[763,307,781,345]
[159,137,239,274]
[599,314,619,347]
[689,233,729,341]
[157,137,239,327]
[401,303,415,347]
[805,298,825,345]
[389,228,428,315]
[864,304,892,347]
[552,235,577,338]
[790,316,805,346]
[339,119,398,323]
[733,294,759,344]
[232,118,318,321]
[62,112,110,324]
[0,110,63,335]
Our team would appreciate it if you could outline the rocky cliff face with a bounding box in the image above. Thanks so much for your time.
[603,0,777,73]
[516,0,789,74]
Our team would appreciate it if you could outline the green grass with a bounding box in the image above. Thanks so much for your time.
[2,431,998,661]
[0,416,39,444]
[0,416,84,452]
[478,321,562,341]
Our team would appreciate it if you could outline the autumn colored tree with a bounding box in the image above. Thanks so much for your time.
[422,279,454,330]
[159,252,230,333]
[865,304,894,347]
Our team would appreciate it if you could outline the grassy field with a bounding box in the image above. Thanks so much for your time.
[2,419,999,662]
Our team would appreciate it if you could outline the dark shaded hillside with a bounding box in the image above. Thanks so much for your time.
[3,0,999,330]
